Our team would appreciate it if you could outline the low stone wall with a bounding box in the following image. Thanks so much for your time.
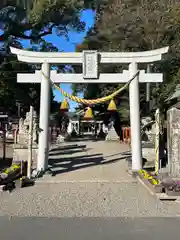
[12,144,38,168]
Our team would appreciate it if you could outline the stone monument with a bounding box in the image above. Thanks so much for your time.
[18,117,24,133]
[13,109,39,168]
[23,110,38,144]
[167,107,180,178]
[141,117,156,144]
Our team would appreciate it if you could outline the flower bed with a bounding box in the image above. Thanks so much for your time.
[162,180,180,196]
[138,170,164,193]
[0,161,27,186]
[137,170,180,199]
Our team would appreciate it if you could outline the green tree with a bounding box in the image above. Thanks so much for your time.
[0,0,107,117]
[0,38,60,116]
[72,0,180,123]
[0,0,107,42]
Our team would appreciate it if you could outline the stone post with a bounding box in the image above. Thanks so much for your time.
[167,107,180,178]
[129,62,142,170]
[37,63,51,172]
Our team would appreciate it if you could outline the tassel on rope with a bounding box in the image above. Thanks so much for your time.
[107,99,117,111]
[84,107,94,120]
[41,70,140,105]
[60,99,69,112]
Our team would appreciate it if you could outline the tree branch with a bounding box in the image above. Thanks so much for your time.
[0,23,56,41]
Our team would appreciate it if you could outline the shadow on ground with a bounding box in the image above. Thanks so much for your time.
[48,143,131,176]
[66,138,104,143]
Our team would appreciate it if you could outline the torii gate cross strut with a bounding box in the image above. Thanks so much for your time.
[10,47,169,173]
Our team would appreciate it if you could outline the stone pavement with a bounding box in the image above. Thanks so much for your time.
[38,140,132,183]
[1,217,180,240]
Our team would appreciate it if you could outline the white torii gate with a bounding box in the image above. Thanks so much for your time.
[10,46,169,173]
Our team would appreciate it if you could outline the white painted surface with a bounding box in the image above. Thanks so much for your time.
[67,121,73,135]
[83,51,98,79]
[129,62,142,170]
[37,63,51,172]
[155,108,160,174]
[10,46,169,63]
[17,70,163,83]
[146,64,151,102]
[27,106,33,178]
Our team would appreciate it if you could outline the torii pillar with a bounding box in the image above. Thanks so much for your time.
[10,47,169,173]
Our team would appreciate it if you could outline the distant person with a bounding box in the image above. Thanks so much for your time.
[67,121,73,135]
[92,124,95,136]
[103,123,108,134]
[98,123,106,139]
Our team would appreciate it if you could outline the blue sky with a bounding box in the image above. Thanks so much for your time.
[21,9,95,111]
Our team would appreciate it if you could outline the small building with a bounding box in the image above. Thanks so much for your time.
[66,110,104,136]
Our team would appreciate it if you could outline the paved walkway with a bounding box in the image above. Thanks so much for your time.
[38,140,132,182]
[1,217,180,240]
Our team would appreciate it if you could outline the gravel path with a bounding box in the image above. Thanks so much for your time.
[0,182,180,217]
[0,140,180,218]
